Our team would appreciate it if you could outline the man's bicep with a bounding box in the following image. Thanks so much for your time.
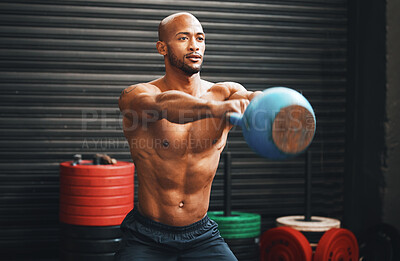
[226,82,264,101]
[204,82,246,101]
[118,84,159,114]
[227,90,251,101]
[227,82,247,93]
[228,90,263,102]
[225,82,249,100]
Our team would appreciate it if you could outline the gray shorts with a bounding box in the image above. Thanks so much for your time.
[114,208,237,261]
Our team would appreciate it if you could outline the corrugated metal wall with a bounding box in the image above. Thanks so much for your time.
[0,0,347,259]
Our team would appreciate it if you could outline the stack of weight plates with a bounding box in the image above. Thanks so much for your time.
[60,224,122,261]
[276,215,340,249]
[259,215,359,261]
[59,160,134,261]
[260,226,313,261]
[208,211,261,261]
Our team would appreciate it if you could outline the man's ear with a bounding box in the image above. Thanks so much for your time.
[156,41,167,55]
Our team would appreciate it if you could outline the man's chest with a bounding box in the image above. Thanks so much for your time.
[146,118,229,154]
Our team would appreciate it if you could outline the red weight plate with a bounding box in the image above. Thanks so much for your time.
[60,184,134,196]
[60,193,133,206]
[60,203,133,216]
[260,227,312,261]
[60,161,134,177]
[313,228,359,261]
[59,212,127,226]
[60,175,133,187]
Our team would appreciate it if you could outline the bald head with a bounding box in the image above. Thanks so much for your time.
[158,12,203,41]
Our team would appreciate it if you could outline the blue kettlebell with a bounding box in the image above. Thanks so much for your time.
[229,87,316,160]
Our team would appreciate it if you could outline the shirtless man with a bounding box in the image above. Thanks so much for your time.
[115,12,262,260]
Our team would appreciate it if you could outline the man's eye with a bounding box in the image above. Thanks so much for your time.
[179,37,188,40]
[197,37,204,41]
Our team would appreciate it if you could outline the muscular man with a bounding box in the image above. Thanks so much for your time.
[115,12,262,260]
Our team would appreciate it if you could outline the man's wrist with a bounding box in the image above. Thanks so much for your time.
[208,100,226,118]
[249,91,263,101]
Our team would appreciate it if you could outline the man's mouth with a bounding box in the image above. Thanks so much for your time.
[185,53,202,62]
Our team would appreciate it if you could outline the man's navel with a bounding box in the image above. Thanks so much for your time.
[162,139,169,148]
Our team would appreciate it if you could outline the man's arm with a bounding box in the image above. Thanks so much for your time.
[118,83,248,124]
[220,82,263,102]
[201,82,262,102]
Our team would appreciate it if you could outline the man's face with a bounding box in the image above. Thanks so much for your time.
[163,16,205,75]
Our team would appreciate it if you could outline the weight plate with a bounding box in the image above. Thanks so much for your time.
[276,215,340,232]
[60,212,126,226]
[60,237,121,253]
[208,211,261,225]
[222,230,261,239]
[218,226,260,235]
[60,175,133,187]
[60,184,134,196]
[60,224,121,239]
[217,220,261,229]
[314,228,358,261]
[60,193,133,206]
[362,223,400,261]
[60,203,133,216]
[60,249,115,261]
[260,226,312,261]
[60,161,134,177]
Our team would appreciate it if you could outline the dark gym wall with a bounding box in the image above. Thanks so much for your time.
[344,0,386,237]
[0,1,348,259]
[383,0,400,232]
[345,0,400,237]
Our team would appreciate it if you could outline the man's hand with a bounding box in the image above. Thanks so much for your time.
[206,82,262,123]
[229,90,263,102]
[210,98,250,119]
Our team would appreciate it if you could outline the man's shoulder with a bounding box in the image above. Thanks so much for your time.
[210,81,247,92]
[121,81,161,96]
[118,81,161,111]
[201,79,215,89]
[222,81,246,90]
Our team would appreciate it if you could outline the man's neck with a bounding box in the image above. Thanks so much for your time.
[163,67,202,95]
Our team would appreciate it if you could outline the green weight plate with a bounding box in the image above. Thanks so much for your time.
[221,230,261,239]
[208,211,261,224]
[219,226,260,235]
[217,220,261,229]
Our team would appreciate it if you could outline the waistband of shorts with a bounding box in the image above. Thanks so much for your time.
[132,207,211,233]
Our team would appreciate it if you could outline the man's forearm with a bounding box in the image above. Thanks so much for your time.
[155,90,224,124]
[229,90,263,101]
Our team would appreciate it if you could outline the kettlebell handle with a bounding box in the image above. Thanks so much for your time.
[228,112,243,127]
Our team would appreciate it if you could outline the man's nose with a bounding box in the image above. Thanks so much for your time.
[189,38,200,52]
